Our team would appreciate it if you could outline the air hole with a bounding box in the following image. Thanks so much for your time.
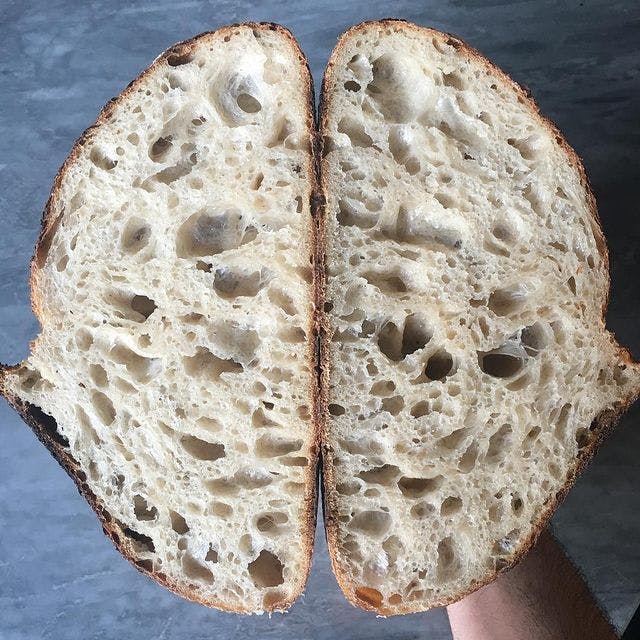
[337,198,378,228]
[111,343,162,382]
[235,92,261,113]
[152,161,193,185]
[397,475,443,498]
[180,436,225,461]
[479,344,526,378]
[122,526,155,553]
[458,442,479,473]
[349,510,391,538]
[486,424,513,463]
[440,496,462,516]
[90,147,117,170]
[268,287,297,315]
[434,192,455,209]
[443,71,464,90]
[76,329,93,351]
[382,396,404,415]
[401,315,431,357]
[511,496,524,515]
[91,391,115,425]
[362,270,408,293]
[167,49,194,66]
[149,136,173,162]
[410,401,429,418]
[207,468,273,494]
[121,217,151,253]
[170,511,189,534]
[252,407,278,428]
[370,380,395,396]
[436,536,459,581]
[134,495,158,521]
[425,349,454,380]
[520,322,550,356]
[255,435,303,458]
[256,512,288,534]
[183,553,213,582]
[329,404,346,416]
[336,481,361,496]
[507,136,538,161]
[248,551,284,588]
[575,427,590,449]
[493,529,520,556]
[410,501,435,519]
[56,254,69,271]
[356,464,400,485]
[211,502,233,518]
[183,347,242,381]
[130,294,156,320]
[344,80,361,92]
[176,208,249,257]
[339,437,383,456]
[337,116,373,147]
[89,363,108,387]
[115,377,135,394]
[214,268,267,298]
[378,315,431,362]
[196,416,221,432]
[205,546,219,562]
[488,283,531,316]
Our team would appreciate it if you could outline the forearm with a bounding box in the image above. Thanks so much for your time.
[447,529,617,640]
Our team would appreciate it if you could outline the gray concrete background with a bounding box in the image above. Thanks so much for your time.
[1,1,639,638]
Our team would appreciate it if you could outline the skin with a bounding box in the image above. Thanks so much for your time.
[446,529,618,640]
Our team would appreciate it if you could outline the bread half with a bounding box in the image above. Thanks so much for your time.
[0,23,317,613]
[318,19,640,614]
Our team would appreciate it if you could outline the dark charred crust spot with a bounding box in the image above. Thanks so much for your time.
[25,402,69,448]
[102,100,117,120]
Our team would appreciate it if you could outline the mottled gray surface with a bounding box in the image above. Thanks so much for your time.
[1,1,639,638]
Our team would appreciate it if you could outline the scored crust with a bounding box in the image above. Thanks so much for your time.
[317,18,640,615]
[0,22,320,614]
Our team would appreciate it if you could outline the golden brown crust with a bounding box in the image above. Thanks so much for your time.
[1,22,318,614]
[318,18,640,615]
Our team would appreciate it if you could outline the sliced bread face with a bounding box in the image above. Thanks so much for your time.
[0,24,317,613]
[319,20,640,614]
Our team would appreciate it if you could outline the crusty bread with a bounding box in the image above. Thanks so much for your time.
[0,23,317,613]
[318,19,640,615]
